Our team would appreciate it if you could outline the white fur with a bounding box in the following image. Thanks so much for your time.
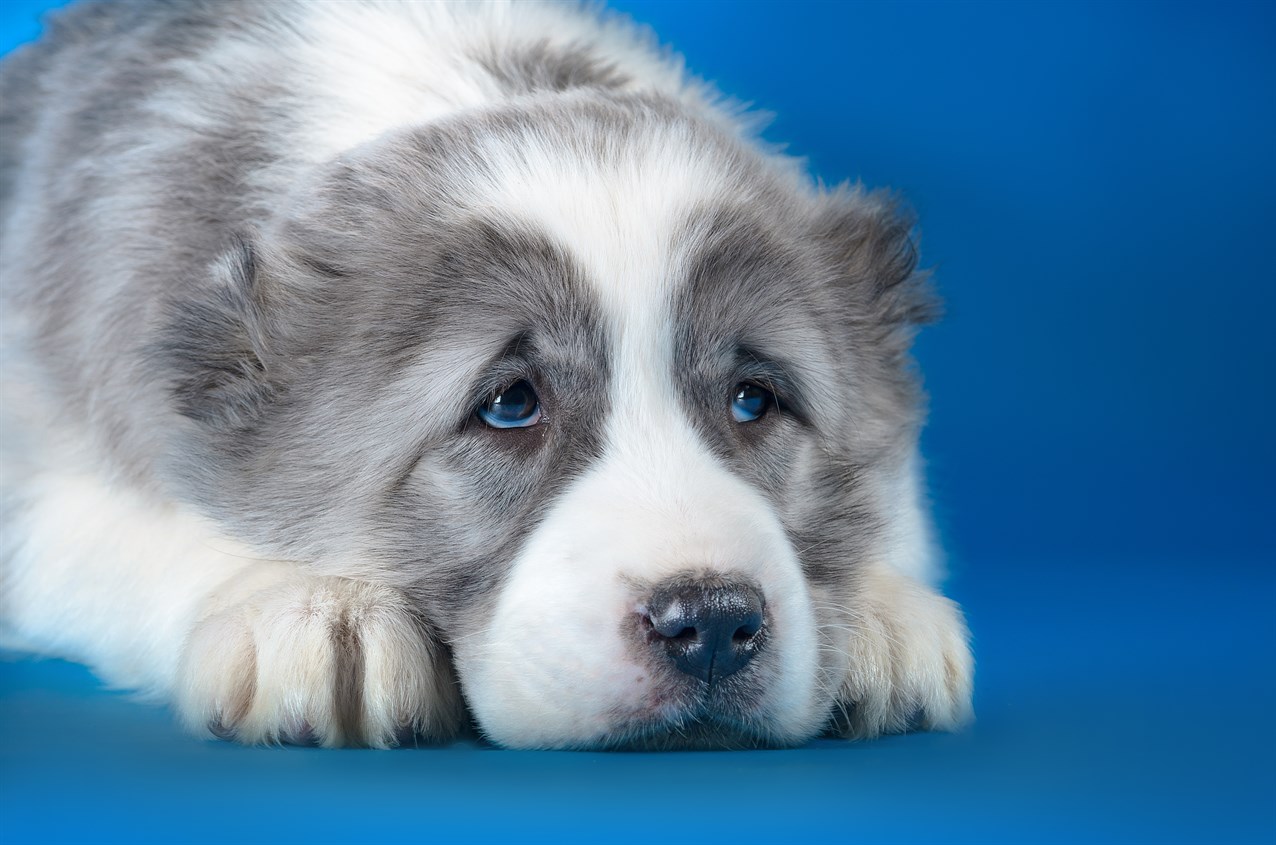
[1,470,262,692]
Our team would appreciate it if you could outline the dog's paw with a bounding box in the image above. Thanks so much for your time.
[831,568,974,739]
[176,576,462,747]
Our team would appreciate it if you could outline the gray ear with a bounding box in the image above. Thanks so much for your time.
[813,188,938,346]
[159,235,278,434]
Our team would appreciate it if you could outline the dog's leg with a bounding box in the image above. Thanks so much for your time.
[1,471,461,747]
[830,565,974,739]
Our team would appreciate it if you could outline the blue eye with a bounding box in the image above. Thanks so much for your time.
[478,380,542,429]
[731,383,774,423]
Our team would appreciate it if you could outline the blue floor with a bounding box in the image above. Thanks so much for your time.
[2,1,1274,842]
[3,557,1272,844]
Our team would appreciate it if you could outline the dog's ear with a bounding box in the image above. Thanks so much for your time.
[159,234,280,434]
[812,188,938,351]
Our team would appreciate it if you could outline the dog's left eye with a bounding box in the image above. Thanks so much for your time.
[477,380,542,429]
[731,383,774,423]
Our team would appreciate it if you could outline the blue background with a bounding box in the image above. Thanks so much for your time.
[1,1,1273,843]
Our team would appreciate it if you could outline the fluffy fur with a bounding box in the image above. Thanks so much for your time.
[0,0,973,749]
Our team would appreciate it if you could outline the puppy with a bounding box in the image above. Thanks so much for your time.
[0,0,973,749]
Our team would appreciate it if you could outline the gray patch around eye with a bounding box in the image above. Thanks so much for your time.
[383,347,612,635]
[321,215,614,635]
[668,204,834,447]
[667,194,931,589]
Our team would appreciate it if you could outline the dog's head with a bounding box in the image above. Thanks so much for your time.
[165,93,934,748]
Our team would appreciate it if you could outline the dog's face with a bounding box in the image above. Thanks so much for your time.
[168,94,931,748]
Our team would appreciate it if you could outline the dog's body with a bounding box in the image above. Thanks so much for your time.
[0,0,972,749]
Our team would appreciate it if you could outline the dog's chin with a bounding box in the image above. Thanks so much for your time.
[549,675,808,751]
[590,706,797,752]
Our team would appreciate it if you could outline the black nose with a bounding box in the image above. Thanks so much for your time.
[645,580,766,684]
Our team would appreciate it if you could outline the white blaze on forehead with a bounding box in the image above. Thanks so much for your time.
[475,128,732,305]
[456,140,825,747]
[469,126,736,440]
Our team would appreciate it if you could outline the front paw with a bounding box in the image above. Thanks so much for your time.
[832,569,974,739]
[176,577,462,747]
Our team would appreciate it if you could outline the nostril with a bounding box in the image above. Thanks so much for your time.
[732,611,763,643]
[648,606,699,642]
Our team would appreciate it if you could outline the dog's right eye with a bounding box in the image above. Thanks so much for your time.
[731,382,775,423]
[477,380,542,429]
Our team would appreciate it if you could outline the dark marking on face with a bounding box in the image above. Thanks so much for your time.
[668,205,842,583]
[667,194,931,590]
[359,217,613,632]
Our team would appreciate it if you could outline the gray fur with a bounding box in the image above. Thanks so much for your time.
[476,38,632,94]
